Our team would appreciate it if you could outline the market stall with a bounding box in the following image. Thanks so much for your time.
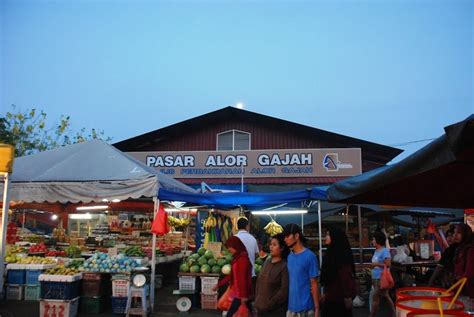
[0,139,196,315]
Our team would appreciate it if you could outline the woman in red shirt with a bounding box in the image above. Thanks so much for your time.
[214,236,253,317]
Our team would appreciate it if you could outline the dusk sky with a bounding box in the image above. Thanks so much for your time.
[1,0,472,163]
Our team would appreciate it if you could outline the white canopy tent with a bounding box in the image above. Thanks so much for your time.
[0,139,196,310]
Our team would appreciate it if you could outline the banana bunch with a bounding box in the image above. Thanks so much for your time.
[45,265,80,276]
[204,214,217,229]
[264,220,283,237]
[168,216,191,228]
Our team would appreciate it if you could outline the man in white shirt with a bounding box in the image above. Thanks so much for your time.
[235,217,259,277]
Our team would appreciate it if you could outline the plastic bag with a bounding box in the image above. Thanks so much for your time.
[151,204,170,235]
[393,245,410,264]
[217,286,233,311]
[234,303,250,317]
[380,265,395,289]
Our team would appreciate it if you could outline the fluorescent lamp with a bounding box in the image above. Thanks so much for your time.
[111,199,121,203]
[70,213,92,220]
[165,208,198,213]
[251,209,308,215]
[76,205,108,211]
[51,214,58,220]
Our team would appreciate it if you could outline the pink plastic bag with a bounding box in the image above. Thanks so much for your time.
[380,265,395,289]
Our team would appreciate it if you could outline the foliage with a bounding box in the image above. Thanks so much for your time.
[0,104,112,156]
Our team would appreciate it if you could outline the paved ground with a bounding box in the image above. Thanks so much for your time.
[0,278,378,316]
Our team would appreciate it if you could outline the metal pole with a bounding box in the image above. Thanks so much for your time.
[318,200,322,267]
[0,172,11,298]
[358,205,363,264]
[345,205,349,233]
[150,197,159,312]
[301,213,304,234]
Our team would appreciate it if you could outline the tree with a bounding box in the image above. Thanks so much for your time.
[0,104,112,156]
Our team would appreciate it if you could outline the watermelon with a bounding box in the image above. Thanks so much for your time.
[255,264,261,274]
[197,247,206,256]
[217,258,227,267]
[187,258,196,266]
[255,257,264,266]
[200,264,211,274]
[190,265,200,273]
[204,250,214,259]
[225,254,233,263]
[190,253,200,260]
[208,258,217,267]
[221,264,231,275]
[179,263,190,272]
[211,265,221,274]
[198,256,208,266]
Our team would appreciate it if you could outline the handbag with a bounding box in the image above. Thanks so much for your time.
[234,303,250,317]
[217,286,233,311]
[380,265,395,289]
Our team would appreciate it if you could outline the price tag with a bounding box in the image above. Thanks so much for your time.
[132,231,141,237]
[206,242,222,258]
[108,247,118,257]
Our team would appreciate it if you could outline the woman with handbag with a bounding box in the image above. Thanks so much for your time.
[213,236,253,317]
[369,231,395,317]
[254,233,289,317]
[320,227,356,317]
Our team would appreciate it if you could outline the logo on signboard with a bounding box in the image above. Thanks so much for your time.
[323,153,353,171]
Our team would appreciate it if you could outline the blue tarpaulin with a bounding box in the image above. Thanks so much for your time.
[158,187,327,208]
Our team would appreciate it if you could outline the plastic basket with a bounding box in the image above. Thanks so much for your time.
[80,296,109,314]
[396,297,465,317]
[179,276,197,291]
[200,293,218,310]
[7,269,26,284]
[111,296,128,314]
[39,297,79,317]
[201,276,219,295]
[407,312,471,317]
[396,287,453,301]
[40,280,81,300]
[112,279,130,297]
[82,278,111,297]
[6,285,24,300]
[25,285,41,301]
[26,270,43,285]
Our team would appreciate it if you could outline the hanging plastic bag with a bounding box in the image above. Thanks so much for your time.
[151,204,170,235]
[217,286,233,311]
[380,265,395,290]
[234,303,250,317]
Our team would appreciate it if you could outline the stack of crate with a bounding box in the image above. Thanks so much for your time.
[200,276,219,310]
[111,274,130,315]
[38,272,82,317]
[6,263,56,301]
[5,264,26,300]
[80,273,111,314]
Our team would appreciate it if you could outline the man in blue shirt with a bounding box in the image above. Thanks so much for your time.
[284,223,320,317]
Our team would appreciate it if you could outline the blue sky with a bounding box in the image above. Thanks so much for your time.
[1,0,472,163]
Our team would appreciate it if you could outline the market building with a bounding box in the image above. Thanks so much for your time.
[114,106,402,191]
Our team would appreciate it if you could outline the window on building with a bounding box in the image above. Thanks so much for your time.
[217,130,251,151]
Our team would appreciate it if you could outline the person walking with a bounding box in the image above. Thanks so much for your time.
[369,231,395,317]
[283,223,320,317]
[320,227,356,317]
[213,236,254,317]
[254,233,290,317]
[453,223,474,299]
[235,216,259,278]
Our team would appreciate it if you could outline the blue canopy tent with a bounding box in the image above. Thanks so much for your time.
[158,187,329,264]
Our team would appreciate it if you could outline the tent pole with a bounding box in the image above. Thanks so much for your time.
[345,205,349,232]
[358,205,363,264]
[150,197,159,312]
[0,172,11,298]
[318,200,322,267]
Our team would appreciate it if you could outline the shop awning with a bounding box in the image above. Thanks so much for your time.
[0,139,195,204]
[158,187,327,208]
[327,114,474,209]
